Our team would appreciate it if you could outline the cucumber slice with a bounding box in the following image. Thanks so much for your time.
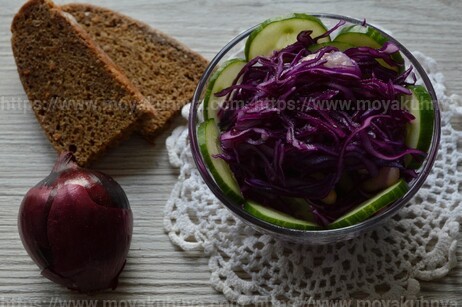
[245,13,330,60]
[328,179,409,229]
[244,201,321,230]
[335,25,387,47]
[333,25,404,72]
[198,119,244,203]
[403,85,435,169]
[308,41,354,53]
[203,59,247,121]
[283,197,316,221]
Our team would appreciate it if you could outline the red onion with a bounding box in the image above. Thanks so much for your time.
[18,152,133,292]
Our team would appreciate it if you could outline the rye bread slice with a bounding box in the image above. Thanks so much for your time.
[11,0,154,165]
[61,4,209,142]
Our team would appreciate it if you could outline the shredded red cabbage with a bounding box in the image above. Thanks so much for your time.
[214,26,424,225]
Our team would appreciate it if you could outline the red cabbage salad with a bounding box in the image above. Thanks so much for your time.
[198,14,434,230]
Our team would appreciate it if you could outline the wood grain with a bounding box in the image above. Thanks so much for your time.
[0,0,460,305]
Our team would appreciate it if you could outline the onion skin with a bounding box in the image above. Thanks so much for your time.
[18,152,133,292]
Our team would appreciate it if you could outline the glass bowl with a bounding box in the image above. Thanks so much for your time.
[189,13,441,244]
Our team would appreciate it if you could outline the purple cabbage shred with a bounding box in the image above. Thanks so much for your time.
[214,25,424,225]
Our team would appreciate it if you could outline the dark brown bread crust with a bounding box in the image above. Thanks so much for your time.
[61,3,209,142]
[11,0,154,165]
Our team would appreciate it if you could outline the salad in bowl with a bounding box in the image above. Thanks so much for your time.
[189,13,440,243]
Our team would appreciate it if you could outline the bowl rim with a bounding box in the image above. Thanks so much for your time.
[188,13,441,242]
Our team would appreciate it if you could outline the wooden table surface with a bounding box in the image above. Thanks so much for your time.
[0,0,461,305]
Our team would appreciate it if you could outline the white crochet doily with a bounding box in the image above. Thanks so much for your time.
[164,52,462,305]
